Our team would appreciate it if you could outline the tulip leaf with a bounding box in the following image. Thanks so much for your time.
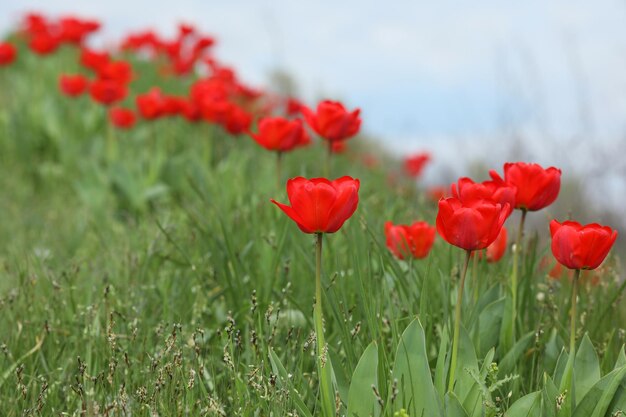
[434,327,450,402]
[541,374,559,417]
[461,349,494,417]
[557,350,575,417]
[329,349,350,407]
[454,325,479,404]
[390,318,442,417]
[347,342,380,417]
[574,333,600,404]
[600,330,621,373]
[498,295,514,353]
[616,345,626,369]
[498,331,534,377]
[505,391,541,417]
[572,365,626,417]
[607,368,626,414]
[268,348,314,417]
[445,391,469,417]
[544,329,563,378]
[553,349,569,387]
[473,297,505,358]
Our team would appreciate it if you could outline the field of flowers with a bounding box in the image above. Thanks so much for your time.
[0,12,624,417]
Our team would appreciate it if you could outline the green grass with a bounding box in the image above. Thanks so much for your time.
[1,40,625,417]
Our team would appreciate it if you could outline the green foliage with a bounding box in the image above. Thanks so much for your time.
[0,38,625,417]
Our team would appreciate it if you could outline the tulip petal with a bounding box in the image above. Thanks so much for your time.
[325,177,360,232]
[270,199,315,234]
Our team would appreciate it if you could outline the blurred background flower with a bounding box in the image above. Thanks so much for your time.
[2,0,625,222]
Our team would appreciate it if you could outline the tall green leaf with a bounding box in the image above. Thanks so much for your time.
[347,342,380,417]
[574,334,600,404]
[572,365,626,417]
[390,318,442,417]
[505,391,541,417]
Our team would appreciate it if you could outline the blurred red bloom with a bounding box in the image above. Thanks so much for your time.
[285,97,303,116]
[136,88,165,120]
[490,162,561,211]
[178,23,196,38]
[161,96,186,116]
[436,197,509,251]
[426,186,448,202]
[451,177,516,217]
[385,221,436,260]
[89,79,127,106]
[271,176,360,234]
[109,107,136,129]
[302,100,361,142]
[249,117,309,152]
[191,78,229,105]
[361,154,379,169]
[80,47,110,72]
[550,220,617,270]
[404,152,431,177]
[22,13,50,37]
[29,33,59,55]
[486,226,507,263]
[59,74,89,97]
[330,141,347,154]
[0,42,17,66]
[98,60,133,84]
[59,16,101,44]
[179,100,201,122]
[222,103,252,135]
[540,255,571,280]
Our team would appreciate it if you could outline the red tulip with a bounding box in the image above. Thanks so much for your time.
[109,107,136,129]
[80,47,110,72]
[161,96,185,116]
[59,74,89,97]
[490,162,561,211]
[330,141,347,154]
[436,197,509,251]
[271,176,360,234]
[136,88,165,120]
[98,60,133,84]
[404,152,431,177]
[21,13,49,37]
[179,100,201,122]
[59,16,101,44]
[89,79,127,106]
[249,117,309,152]
[486,226,507,263]
[286,97,303,116]
[222,104,252,135]
[29,33,59,55]
[302,100,361,142]
[451,177,516,217]
[550,220,617,270]
[385,221,436,260]
[0,42,17,66]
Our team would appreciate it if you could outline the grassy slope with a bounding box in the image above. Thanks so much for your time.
[0,42,625,416]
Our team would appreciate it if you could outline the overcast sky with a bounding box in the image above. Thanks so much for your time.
[2,0,626,195]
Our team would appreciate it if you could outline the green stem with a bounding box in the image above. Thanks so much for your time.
[325,141,332,178]
[570,269,581,354]
[314,232,334,417]
[448,249,472,392]
[276,151,283,189]
[472,252,479,304]
[106,110,117,164]
[510,209,527,343]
